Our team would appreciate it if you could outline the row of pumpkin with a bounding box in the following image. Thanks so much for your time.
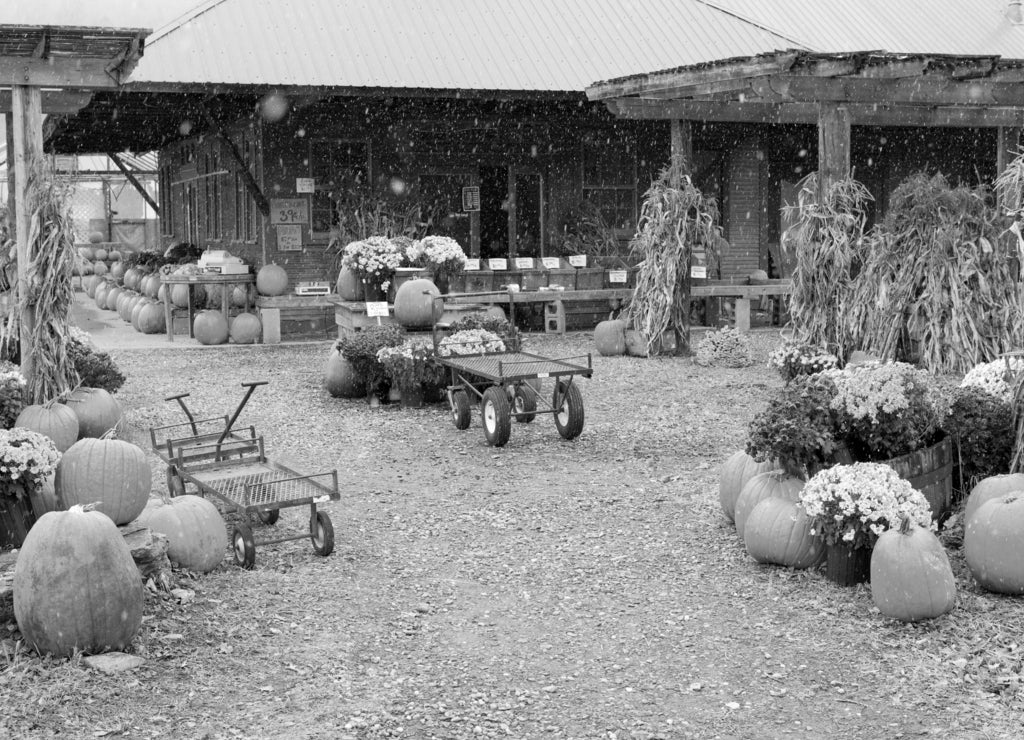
[13,390,231,658]
[719,451,1024,622]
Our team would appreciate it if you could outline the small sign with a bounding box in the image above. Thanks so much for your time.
[691,265,708,279]
[462,186,481,212]
[269,198,309,225]
[365,301,389,317]
[608,269,628,284]
[464,258,481,271]
[568,255,587,268]
[489,258,508,270]
[541,257,560,269]
[515,257,534,269]
[296,177,315,193]
[276,224,303,252]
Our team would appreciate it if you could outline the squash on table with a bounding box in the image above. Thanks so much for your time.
[256,264,289,296]
[964,493,1024,595]
[719,450,777,523]
[138,495,227,573]
[870,517,956,621]
[55,437,152,525]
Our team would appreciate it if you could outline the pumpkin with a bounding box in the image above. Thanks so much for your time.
[94,281,112,308]
[394,278,442,327]
[123,267,142,291]
[324,349,363,398]
[55,437,152,525]
[94,247,108,262]
[87,231,104,244]
[193,310,229,345]
[66,387,124,439]
[109,261,125,281]
[131,298,152,331]
[743,496,824,569]
[138,495,227,573]
[256,264,289,296]
[733,471,803,540]
[14,505,143,657]
[92,260,108,277]
[964,473,1024,528]
[964,493,1024,595]
[336,266,365,301]
[138,302,167,334]
[142,274,161,298]
[27,472,59,515]
[719,450,777,523]
[230,284,254,308]
[170,282,205,308]
[205,283,224,309]
[83,274,103,297]
[624,329,647,357]
[108,250,122,262]
[80,244,97,259]
[870,516,956,621]
[14,401,80,453]
[104,286,123,311]
[594,319,627,356]
[229,312,262,344]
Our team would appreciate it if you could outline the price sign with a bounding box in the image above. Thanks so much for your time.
[515,257,534,269]
[295,177,315,194]
[541,257,560,269]
[462,186,481,212]
[488,258,508,270]
[365,301,389,317]
[270,198,309,225]
[608,269,628,284]
[276,224,303,251]
[568,254,587,268]
[690,265,708,279]
[464,258,481,271]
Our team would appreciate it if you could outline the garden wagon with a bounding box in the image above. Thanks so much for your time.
[148,381,340,569]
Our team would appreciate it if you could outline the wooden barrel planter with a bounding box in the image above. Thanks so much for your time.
[883,436,953,523]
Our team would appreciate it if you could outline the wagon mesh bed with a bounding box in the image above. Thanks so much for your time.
[436,350,592,382]
[188,461,337,509]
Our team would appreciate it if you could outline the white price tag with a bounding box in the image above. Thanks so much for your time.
[568,255,587,268]
[313,495,330,504]
[541,257,561,269]
[690,265,707,279]
[515,257,534,269]
[365,301,389,317]
[488,258,508,270]
[464,258,481,271]
[608,270,628,284]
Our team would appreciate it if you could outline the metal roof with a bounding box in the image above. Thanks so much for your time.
[126,0,799,93]
[704,0,1024,58]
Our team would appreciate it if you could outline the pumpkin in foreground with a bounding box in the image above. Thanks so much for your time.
[964,493,1024,595]
[138,495,228,573]
[55,437,152,525]
[963,474,1024,529]
[743,496,824,569]
[66,387,123,439]
[14,505,144,657]
[718,450,777,524]
[14,401,80,453]
[733,470,803,540]
[870,517,956,622]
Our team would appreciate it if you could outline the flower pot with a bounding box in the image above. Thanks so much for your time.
[400,382,425,408]
[883,437,953,523]
[825,541,872,586]
[363,281,387,303]
[390,267,431,302]
[0,494,37,549]
[464,270,493,293]
[446,272,466,294]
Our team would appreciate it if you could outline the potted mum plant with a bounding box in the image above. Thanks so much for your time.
[340,236,405,301]
[410,235,468,294]
[335,324,407,404]
[0,427,61,547]
[376,338,447,408]
[800,462,934,586]
[767,339,840,382]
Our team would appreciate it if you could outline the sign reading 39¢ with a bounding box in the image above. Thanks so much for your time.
[270,198,309,225]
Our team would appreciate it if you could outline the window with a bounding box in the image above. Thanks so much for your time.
[234,133,258,242]
[205,149,222,240]
[581,132,637,230]
[309,139,370,236]
[159,164,174,236]
[185,182,199,245]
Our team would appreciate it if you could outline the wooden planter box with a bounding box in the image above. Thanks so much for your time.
[883,436,953,522]
[257,296,336,343]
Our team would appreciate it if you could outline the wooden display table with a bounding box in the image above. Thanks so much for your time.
[161,272,255,342]
[327,296,492,338]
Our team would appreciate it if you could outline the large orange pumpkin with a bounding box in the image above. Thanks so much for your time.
[66,387,123,439]
[336,266,365,301]
[138,302,167,334]
[394,278,442,327]
[870,517,956,621]
[594,319,627,356]
[964,474,1024,528]
[718,451,777,524]
[965,493,1024,595]
[138,496,227,573]
[55,437,152,525]
[229,312,262,344]
[743,496,824,569]
[193,310,229,345]
[733,471,803,540]
[256,264,289,296]
[14,505,143,657]
[324,349,364,398]
[14,402,80,453]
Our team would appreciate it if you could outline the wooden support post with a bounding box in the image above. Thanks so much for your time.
[997,126,1021,177]
[108,152,160,215]
[12,85,43,386]
[4,114,13,241]
[670,119,693,354]
[816,104,851,201]
[670,119,692,179]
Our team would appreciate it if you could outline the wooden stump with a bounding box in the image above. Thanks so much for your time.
[120,522,175,592]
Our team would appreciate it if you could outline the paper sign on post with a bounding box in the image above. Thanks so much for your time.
[690,265,708,279]
[608,270,628,284]
[488,258,508,270]
[568,255,587,268]
[365,302,389,317]
[541,257,560,269]
[464,258,481,271]
[515,257,534,269]
[276,224,303,251]
[295,177,315,193]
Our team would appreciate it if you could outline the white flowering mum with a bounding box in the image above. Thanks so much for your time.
[438,329,505,357]
[960,357,1024,402]
[694,327,752,368]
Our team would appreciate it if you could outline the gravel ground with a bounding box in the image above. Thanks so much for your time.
[1,328,1022,739]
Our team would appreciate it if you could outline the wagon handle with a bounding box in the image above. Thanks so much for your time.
[215,381,269,452]
[164,392,198,436]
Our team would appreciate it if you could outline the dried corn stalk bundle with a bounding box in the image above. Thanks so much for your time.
[849,174,1024,375]
[0,159,80,403]
[626,163,723,357]
[782,174,870,361]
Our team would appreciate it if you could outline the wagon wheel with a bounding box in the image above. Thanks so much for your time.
[311,511,335,556]
[450,389,472,430]
[552,380,585,440]
[512,383,537,424]
[165,466,186,497]
[256,508,280,526]
[232,523,256,569]
[481,386,512,447]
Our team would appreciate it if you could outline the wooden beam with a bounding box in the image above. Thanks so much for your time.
[670,119,691,179]
[200,105,269,217]
[817,104,851,201]
[778,76,1024,107]
[11,85,42,388]
[4,112,13,243]
[0,90,92,114]
[639,77,767,99]
[997,126,1022,177]
[0,57,124,89]
[108,152,160,215]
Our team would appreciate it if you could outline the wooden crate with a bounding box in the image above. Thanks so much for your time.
[334,300,491,338]
[256,295,336,343]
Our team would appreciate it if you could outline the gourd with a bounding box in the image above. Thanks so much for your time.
[229,312,262,344]
[104,286,122,311]
[256,264,289,296]
[336,266,365,301]
[14,505,144,657]
[394,278,441,327]
[871,517,956,621]
[138,496,227,573]
[193,310,229,345]
[964,494,1024,595]
[67,387,123,439]
[138,301,167,334]
[718,450,777,523]
[593,319,627,356]
[55,437,152,525]
[743,496,824,569]
[964,473,1024,528]
[324,349,363,398]
[733,471,803,540]
[14,401,80,453]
